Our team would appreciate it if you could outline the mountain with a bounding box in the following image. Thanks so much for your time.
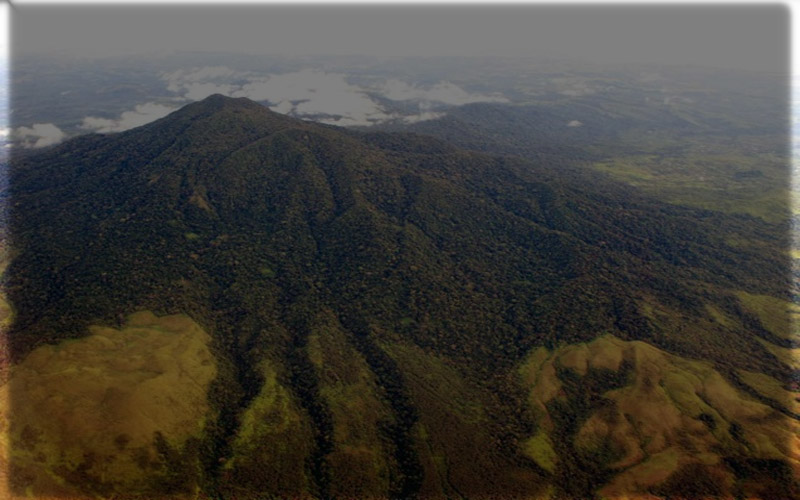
[380,96,791,225]
[2,94,796,499]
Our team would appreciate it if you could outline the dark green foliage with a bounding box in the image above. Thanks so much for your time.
[5,94,792,498]
[724,457,800,500]
[728,421,746,444]
[651,463,727,499]
[337,312,423,498]
[697,412,716,431]
[546,364,633,499]
[282,305,334,500]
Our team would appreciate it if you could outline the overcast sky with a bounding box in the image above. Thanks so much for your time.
[9,4,789,73]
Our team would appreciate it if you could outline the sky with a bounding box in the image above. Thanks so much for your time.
[2,2,791,74]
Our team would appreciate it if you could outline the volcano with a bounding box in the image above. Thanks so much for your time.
[2,94,796,499]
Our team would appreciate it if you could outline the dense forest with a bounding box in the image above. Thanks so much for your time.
[3,94,796,499]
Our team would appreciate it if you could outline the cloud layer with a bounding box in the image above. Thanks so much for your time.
[80,102,177,133]
[233,70,395,126]
[381,79,507,106]
[66,65,510,135]
[13,123,65,148]
[161,65,508,126]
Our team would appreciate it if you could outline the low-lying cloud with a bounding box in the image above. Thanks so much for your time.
[18,67,509,149]
[401,111,445,124]
[381,79,508,106]
[81,102,177,133]
[161,66,508,127]
[14,123,65,148]
[233,69,394,126]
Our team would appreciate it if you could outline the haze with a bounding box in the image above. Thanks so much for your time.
[11,5,788,74]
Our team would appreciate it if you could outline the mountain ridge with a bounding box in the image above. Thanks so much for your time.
[3,94,796,498]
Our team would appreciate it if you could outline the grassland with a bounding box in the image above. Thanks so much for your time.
[736,291,800,341]
[0,311,217,498]
[518,334,800,498]
[737,369,798,414]
[591,136,791,223]
[756,337,800,370]
[306,310,396,499]
[221,358,315,498]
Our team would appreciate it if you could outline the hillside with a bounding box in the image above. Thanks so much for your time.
[3,94,796,498]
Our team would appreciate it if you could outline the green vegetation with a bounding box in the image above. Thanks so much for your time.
[0,312,216,498]
[756,338,800,370]
[4,93,795,498]
[518,335,799,499]
[591,148,790,223]
[737,369,798,414]
[306,311,397,499]
[522,431,558,473]
[385,341,547,499]
[221,361,314,498]
[736,291,800,341]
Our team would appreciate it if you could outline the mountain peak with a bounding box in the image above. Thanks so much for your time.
[135,93,303,145]
[172,93,277,118]
[7,80,792,500]
[192,93,265,111]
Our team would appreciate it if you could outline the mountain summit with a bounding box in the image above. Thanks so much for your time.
[4,95,796,498]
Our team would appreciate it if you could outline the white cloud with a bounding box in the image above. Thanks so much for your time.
[13,123,65,148]
[402,112,445,124]
[269,100,294,115]
[81,102,177,133]
[567,120,583,127]
[161,66,508,127]
[382,79,508,105]
[559,87,594,97]
[231,69,396,126]
[381,79,419,101]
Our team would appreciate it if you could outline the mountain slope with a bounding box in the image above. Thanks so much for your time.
[4,95,795,498]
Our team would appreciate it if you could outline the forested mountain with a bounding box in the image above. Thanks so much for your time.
[2,94,796,499]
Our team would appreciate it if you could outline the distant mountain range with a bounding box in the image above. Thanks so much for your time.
[2,94,796,499]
